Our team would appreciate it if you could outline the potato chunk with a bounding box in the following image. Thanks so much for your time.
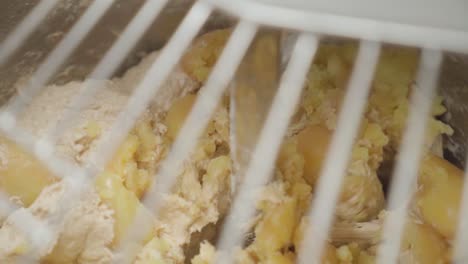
[296,125,331,186]
[106,119,161,198]
[400,219,449,263]
[95,171,154,246]
[416,153,463,239]
[165,94,197,140]
[181,29,232,83]
[255,197,298,254]
[0,136,56,206]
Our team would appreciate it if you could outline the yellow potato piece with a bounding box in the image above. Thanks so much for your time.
[0,135,56,206]
[255,197,298,254]
[107,128,153,198]
[135,121,159,165]
[97,124,158,248]
[416,153,463,239]
[296,125,331,186]
[95,171,154,246]
[165,94,197,140]
[181,29,232,83]
[400,220,449,263]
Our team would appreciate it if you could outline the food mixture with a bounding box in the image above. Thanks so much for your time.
[0,28,462,264]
